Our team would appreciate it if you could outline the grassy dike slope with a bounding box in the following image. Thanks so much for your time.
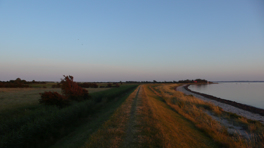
[50,86,138,148]
[81,85,218,148]
[142,85,218,148]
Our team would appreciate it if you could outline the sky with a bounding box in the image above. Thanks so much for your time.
[0,0,264,82]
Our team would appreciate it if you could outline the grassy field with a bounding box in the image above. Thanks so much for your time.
[28,82,57,88]
[0,84,138,148]
[0,87,110,112]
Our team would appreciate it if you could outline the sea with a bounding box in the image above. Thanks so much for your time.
[189,82,264,109]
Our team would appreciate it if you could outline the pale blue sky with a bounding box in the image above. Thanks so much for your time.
[1,0,264,81]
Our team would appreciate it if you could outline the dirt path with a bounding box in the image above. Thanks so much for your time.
[120,86,141,148]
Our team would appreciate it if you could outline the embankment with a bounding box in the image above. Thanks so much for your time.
[184,85,264,116]
[177,85,264,124]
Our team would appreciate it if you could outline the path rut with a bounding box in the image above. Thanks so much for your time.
[120,86,141,148]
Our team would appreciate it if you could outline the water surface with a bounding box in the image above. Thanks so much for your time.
[189,82,264,109]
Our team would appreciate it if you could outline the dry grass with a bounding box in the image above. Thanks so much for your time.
[153,84,253,148]
[140,85,219,148]
[129,85,164,148]
[84,86,140,148]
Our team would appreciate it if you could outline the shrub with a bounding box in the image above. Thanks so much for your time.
[60,75,90,101]
[39,91,69,107]
[114,83,120,87]
[107,83,112,87]
[40,75,90,107]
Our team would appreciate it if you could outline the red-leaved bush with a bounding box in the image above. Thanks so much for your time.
[107,83,112,87]
[39,75,90,107]
[61,75,89,101]
[39,91,69,107]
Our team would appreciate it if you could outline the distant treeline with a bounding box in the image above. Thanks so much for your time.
[0,78,211,88]
[178,79,210,83]
[126,79,211,84]
[0,78,29,88]
[0,78,50,88]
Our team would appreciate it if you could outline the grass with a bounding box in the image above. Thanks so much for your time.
[0,88,60,111]
[50,86,139,148]
[153,84,264,147]
[2,83,263,147]
[0,87,111,127]
[83,86,140,148]
[0,87,110,112]
[155,84,246,147]
[141,85,218,148]
[81,84,220,148]
[28,82,57,88]
[0,85,138,148]
[133,85,164,147]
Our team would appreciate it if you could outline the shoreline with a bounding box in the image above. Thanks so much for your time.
[184,85,264,116]
[177,85,264,124]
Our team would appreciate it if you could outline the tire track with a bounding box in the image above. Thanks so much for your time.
[120,86,141,148]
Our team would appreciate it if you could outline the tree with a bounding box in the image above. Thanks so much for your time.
[60,75,89,101]
[39,75,90,107]
[15,78,22,84]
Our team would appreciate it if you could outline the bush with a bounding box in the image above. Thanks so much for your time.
[115,83,120,87]
[61,75,90,101]
[107,83,112,87]
[40,75,90,107]
[39,91,69,107]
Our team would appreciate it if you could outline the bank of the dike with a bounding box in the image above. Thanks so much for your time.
[177,85,264,124]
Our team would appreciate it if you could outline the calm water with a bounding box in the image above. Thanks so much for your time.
[189,82,264,109]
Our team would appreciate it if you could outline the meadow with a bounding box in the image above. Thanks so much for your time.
[1,83,263,148]
[0,83,137,148]
[0,87,110,111]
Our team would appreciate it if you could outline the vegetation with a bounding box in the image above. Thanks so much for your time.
[1,82,263,148]
[78,82,98,88]
[152,84,264,147]
[0,78,29,88]
[0,84,138,148]
[178,78,210,83]
[83,86,140,148]
[39,91,69,107]
[39,75,90,107]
